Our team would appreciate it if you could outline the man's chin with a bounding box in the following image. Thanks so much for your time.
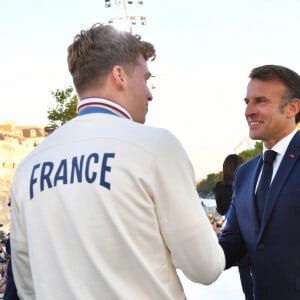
[249,132,261,141]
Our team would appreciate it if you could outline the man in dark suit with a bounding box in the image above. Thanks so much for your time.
[219,64,300,300]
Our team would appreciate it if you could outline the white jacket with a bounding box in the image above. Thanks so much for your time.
[10,98,224,300]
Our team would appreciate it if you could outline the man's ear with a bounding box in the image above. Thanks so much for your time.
[287,99,300,119]
[112,65,126,88]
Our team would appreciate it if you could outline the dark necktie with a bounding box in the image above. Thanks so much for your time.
[256,150,277,222]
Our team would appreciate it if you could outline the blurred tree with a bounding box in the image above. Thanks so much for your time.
[197,172,222,198]
[47,86,78,129]
[239,141,263,161]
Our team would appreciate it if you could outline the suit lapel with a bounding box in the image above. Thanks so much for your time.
[259,131,300,235]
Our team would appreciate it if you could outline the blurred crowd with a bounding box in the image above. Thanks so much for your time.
[0,233,10,294]
[207,213,224,237]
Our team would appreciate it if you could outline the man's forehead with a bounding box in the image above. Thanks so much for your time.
[247,78,287,92]
[244,79,287,102]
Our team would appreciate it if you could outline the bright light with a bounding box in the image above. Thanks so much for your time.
[109,19,131,32]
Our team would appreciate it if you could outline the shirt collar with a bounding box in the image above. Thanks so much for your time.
[77,97,132,120]
[263,128,298,156]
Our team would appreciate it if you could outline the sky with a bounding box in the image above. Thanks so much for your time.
[2,0,300,181]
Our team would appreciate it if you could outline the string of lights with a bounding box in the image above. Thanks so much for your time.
[104,0,146,32]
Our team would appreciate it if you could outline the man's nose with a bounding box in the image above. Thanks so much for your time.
[245,102,256,117]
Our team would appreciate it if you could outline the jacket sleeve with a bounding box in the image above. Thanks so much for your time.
[153,130,225,284]
[218,189,247,268]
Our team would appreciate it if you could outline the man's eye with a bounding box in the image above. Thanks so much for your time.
[257,98,267,103]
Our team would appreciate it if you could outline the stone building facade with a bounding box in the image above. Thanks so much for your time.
[0,121,47,234]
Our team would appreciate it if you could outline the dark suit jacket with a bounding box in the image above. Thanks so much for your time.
[3,238,19,300]
[219,130,300,300]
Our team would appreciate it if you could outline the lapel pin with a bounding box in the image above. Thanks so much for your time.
[289,153,295,158]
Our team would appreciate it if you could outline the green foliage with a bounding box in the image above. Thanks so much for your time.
[239,141,262,161]
[197,172,222,198]
[196,141,263,196]
[47,86,79,127]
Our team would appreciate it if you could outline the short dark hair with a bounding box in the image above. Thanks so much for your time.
[249,65,300,123]
[68,23,156,95]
